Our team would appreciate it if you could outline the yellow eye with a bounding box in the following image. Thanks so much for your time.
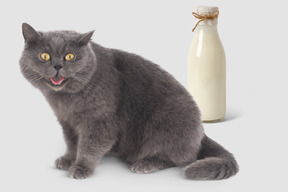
[40,53,50,61]
[65,53,75,61]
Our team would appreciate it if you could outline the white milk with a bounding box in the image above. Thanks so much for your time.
[187,6,226,122]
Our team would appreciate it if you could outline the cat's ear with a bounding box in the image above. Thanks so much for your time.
[22,23,42,44]
[78,30,94,46]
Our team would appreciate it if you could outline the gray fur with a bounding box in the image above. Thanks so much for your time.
[19,23,239,180]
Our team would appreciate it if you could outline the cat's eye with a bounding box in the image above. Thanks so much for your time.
[65,53,75,61]
[40,53,50,61]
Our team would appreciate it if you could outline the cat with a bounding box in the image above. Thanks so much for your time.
[20,23,239,180]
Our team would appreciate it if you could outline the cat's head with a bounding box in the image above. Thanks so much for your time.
[20,23,97,93]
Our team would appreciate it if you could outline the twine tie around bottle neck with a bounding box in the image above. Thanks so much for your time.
[192,10,219,32]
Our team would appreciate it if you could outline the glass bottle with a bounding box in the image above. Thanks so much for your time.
[187,6,226,122]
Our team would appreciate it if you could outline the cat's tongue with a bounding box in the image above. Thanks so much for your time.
[50,76,64,85]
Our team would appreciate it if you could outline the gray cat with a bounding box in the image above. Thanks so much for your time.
[20,23,239,180]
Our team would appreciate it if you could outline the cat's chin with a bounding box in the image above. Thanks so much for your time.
[44,77,69,91]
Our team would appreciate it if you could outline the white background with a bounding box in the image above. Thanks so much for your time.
[0,0,287,191]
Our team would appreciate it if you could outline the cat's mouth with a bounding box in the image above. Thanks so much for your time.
[45,76,68,89]
[50,76,65,85]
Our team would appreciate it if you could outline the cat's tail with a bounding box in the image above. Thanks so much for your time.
[184,135,239,180]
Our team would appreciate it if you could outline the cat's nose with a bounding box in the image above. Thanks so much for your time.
[54,65,62,71]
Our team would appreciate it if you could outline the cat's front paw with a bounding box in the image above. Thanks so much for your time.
[130,161,159,174]
[55,156,73,170]
[69,165,93,179]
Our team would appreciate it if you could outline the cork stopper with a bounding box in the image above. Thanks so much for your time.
[194,6,219,15]
[192,6,219,31]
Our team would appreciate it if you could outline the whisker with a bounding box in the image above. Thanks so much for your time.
[27,74,43,83]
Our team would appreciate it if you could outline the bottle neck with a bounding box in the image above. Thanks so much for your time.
[192,17,218,32]
[194,24,218,33]
[192,24,221,45]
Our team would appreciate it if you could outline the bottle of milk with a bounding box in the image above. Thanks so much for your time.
[187,6,226,122]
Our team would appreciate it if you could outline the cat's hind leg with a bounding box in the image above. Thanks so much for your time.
[130,157,175,174]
